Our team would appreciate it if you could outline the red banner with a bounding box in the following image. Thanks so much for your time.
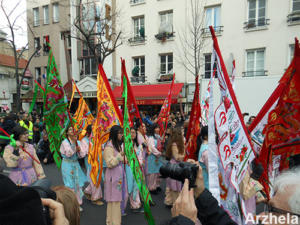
[185,75,201,160]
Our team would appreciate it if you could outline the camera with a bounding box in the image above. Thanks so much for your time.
[159,161,199,188]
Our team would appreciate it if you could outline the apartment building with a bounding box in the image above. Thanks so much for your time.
[115,0,300,115]
[26,0,114,111]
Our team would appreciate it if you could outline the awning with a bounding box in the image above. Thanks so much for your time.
[112,83,184,105]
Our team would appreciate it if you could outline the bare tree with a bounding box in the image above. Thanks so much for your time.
[70,0,122,65]
[177,0,207,78]
[0,0,40,112]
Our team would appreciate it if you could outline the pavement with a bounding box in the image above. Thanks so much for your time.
[1,160,172,225]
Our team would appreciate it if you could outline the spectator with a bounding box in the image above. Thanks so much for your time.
[33,123,41,147]
[37,131,53,164]
[19,112,34,143]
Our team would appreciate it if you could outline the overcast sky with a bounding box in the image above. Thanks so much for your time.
[0,0,28,48]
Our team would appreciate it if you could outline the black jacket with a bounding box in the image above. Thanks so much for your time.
[169,189,237,225]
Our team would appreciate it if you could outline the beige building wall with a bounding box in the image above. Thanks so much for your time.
[27,0,71,85]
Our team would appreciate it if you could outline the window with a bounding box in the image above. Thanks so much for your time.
[289,44,295,64]
[83,58,97,76]
[130,0,145,5]
[34,37,40,50]
[132,56,145,83]
[246,0,267,28]
[53,3,59,23]
[204,6,221,33]
[43,36,50,54]
[292,0,300,11]
[156,11,173,40]
[245,49,265,76]
[160,53,173,75]
[33,7,39,26]
[204,53,217,78]
[35,67,41,80]
[133,16,145,38]
[43,5,49,24]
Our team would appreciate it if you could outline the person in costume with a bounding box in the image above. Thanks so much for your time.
[82,125,104,206]
[164,127,186,207]
[60,126,87,210]
[136,120,148,177]
[125,127,144,212]
[198,126,209,189]
[3,125,45,186]
[103,125,126,225]
[147,123,163,194]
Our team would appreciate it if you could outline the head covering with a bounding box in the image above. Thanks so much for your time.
[0,174,52,225]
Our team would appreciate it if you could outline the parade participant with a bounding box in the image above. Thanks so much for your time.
[125,127,144,212]
[136,120,148,177]
[19,112,33,143]
[164,127,186,207]
[103,125,126,225]
[3,125,45,186]
[82,125,104,206]
[60,125,87,210]
[198,126,209,189]
[147,123,163,194]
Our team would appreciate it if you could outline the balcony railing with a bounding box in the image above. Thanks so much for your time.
[157,73,173,82]
[242,70,268,77]
[131,76,146,83]
[128,35,146,44]
[201,26,223,35]
[130,0,145,5]
[244,19,270,29]
[155,32,175,41]
[287,10,300,23]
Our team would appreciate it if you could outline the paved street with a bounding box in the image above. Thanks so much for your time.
[1,160,171,225]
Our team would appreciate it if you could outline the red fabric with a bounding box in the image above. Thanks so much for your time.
[113,82,184,105]
[185,75,201,160]
[121,59,142,126]
[157,74,175,136]
[258,38,300,199]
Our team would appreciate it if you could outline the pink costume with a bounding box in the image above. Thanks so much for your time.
[81,136,103,201]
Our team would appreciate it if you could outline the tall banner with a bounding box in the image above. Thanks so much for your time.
[121,59,142,126]
[89,64,123,186]
[257,38,300,199]
[122,75,155,225]
[73,97,94,140]
[157,74,175,137]
[185,75,201,160]
[201,69,215,126]
[43,41,70,168]
[210,26,255,186]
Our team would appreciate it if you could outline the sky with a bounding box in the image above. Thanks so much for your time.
[0,0,28,48]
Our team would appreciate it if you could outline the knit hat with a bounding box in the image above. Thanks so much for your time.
[0,174,49,225]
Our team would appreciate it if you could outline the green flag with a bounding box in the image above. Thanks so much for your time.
[43,42,69,168]
[122,75,155,225]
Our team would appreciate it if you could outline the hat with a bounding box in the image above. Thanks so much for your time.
[0,174,47,225]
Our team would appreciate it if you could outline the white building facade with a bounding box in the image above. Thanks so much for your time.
[115,0,300,115]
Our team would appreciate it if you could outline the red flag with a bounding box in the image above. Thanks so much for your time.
[121,59,142,126]
[157,74,175,137]
[185,75,201,160]
[257,38,300,199]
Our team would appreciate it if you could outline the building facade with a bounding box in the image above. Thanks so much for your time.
[115,0,300,115]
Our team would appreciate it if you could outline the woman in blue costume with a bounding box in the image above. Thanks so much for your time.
[60,126,87,210]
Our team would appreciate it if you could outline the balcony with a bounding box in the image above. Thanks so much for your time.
[242,70,268,77]
[201,26,223,36]
[157,73,173,82]
[155,32,175,42]
[130,76,146,83]
[244,19,270,30]
[130,0,145,6]
[287,10,300,24]
[128,35,146,45]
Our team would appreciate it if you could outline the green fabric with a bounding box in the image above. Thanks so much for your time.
[0,134,16,147]
[43,42,69,168]
[29,83,38,114]
[122,75,155,225]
